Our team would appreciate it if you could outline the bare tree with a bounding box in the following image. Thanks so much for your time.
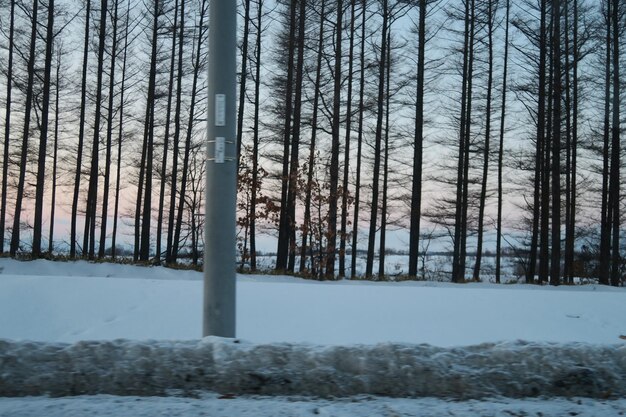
[111,0,132,259]
[325,0,344,278]
[84,0,109,259]
[99,0,121,258]
[0,0,15,254]
[495,0,510,283]
[350,0,367,278]
[10,0,39,256]
[70,0,91,258]
[171,0,208,262]
[365,0,389,278]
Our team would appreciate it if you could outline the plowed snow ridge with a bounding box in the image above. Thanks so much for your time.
[1,338,624,399]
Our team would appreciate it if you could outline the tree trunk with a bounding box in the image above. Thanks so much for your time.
[236,0,251,166]
[112,0,130,259]
[496,0,510,284]
[568,0,578,285]
[171,0,207,262]
[549,0,561,286]
[408,0,426,278]
[599,0,611,286]
[156,0,180,263]
[459,0,475,282]
[563,0,575,284]
[275,0,297,271]
[378,29,391,279]
[32,0,55,257]
[300,0,325,274]
[365,0,388,278]
[250,0,264,271]
[473,0,495,282]
[85,0,109,259]
[350,0,366,278]
[325,0,344,278]
[452,0,474,283]
[99,0,120,258]
[527,1,547,284]
[166,0,186,263]
[539,0,550,284]
[140,0,161,261]
[609,0,620,287]
[0,0,15,254]
[10,0,39,256]
[49,52,61,254]
[70,0,91,258]
[339,0,356,278]
[286,0,307,272]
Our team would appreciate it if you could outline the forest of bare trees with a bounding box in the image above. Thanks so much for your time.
[0,0,624,285]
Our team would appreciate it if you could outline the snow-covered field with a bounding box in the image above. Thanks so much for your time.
[1,258,625,416]
[1,258,624,346]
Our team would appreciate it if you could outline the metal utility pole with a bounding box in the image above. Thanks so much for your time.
[203,0,237,337]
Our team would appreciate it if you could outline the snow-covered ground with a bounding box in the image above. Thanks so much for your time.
[1,258,624,346]
[1,258,625,416]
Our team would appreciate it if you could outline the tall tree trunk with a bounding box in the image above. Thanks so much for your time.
[473,0,495,281]
[528,1,547,284]
[140,0,161,261]
[563,0,574,284]
[236,0,251,166]
[459,0,476,280]
[452,0,473,283]
[496,0,510,284]
[0,0,15,254]
[539,0,550,284]
[378,29,391,279]
[111,0,130,259]
[549,0,561,286]
[599,0,611,286]
[134,94,148,262]
[459,0,475,282]
[408,0,426,278]
[71,0,91,258]
[32,0,55,257]
[156,0,179,263]
[99,0,120,258]
[10,0,39,256]
[339,0,356,278]
[85,0,109,259]
[275,0,297,271]
[609,0,620,287]
[365,0,388,278]
[166,0,186,263]
[171,0,207,262]
[49,53,61,255]
[250,0,264,271]
[300,0,325,274]
[286,0,307,272]
[568,0,578,285]
[325,0,344,278]
[540,36,554,285]
[350,0,366,278]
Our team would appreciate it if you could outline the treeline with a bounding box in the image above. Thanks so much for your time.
[0,0,209,264]
[0,0,624,285]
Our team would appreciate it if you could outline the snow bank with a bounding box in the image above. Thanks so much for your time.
[1,338,624,399]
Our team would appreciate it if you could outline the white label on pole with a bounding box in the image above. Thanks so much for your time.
[215,94,226,126]
[215,137,225,163]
